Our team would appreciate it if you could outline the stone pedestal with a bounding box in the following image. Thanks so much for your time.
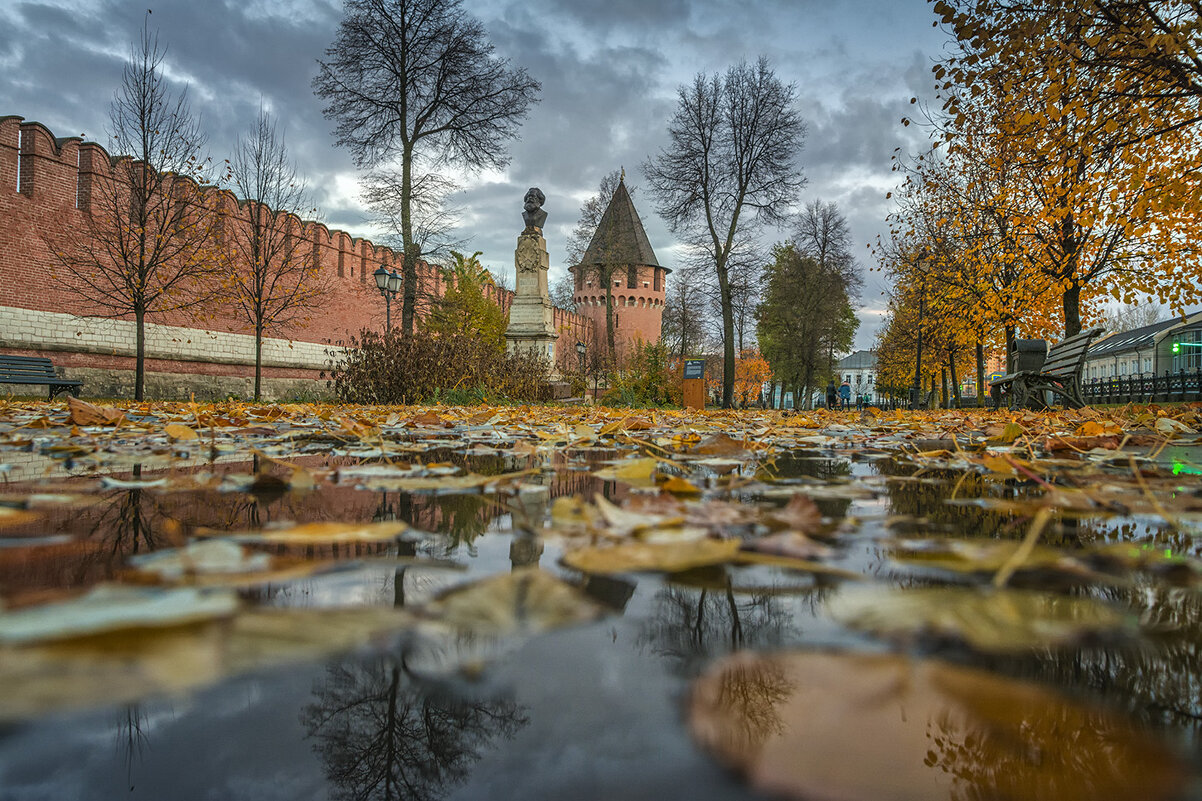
[505,229,559,374]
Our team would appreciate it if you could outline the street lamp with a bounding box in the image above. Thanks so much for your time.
[373,265,402,332]
[576,341,586,373]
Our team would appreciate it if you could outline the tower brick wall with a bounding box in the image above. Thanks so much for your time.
[0,115,591,397]
[571,263,667,358]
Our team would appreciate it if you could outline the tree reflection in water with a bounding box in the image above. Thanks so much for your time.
[302,658,527,801]
[639,578,799,675]
[112,704,150,793]
[874,458,1202,739]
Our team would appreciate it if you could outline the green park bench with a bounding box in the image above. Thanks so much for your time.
[0,355,83,399]
[989,327,1104,410]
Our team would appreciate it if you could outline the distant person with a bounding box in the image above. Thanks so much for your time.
[838,380,851,410]
[825,380,837,410]
[855,393,864,411]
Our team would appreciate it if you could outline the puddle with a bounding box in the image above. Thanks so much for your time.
[0,405,1200,800]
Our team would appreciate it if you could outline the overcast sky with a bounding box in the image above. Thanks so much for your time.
[1,0,947,350]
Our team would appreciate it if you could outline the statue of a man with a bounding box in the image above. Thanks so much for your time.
[522,187,547,230]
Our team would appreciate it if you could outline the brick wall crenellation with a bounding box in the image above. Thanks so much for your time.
[0,115,596,391]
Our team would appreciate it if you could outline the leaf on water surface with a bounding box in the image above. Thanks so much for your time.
[890,537,1089,577]
[828,585,1133,652]
[659,475,703,495]
[742,531,834,561]
[0,585,239,645]
[592,456,660,484]
[98,476,169,490]
[550,495,603,529]
[561,538,742,575]
[0,506,40,528]
[404,569,606,675]
[689,651,1184,801]
[421,568,604,634]
[123,540,336,587]
[690,433,755,458]
[765,494,823,533]
[197,520,408,544]
[0,605,415,721]
[66,396,124,427]
[163,423,199,440]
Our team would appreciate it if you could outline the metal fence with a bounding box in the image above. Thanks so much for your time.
[1082,369,1202,404]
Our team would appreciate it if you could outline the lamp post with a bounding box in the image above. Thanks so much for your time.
[576,341,586,373]
[373,265,402,332]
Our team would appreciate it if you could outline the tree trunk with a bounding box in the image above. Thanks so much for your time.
[948,354,961,408]
[134,307,146,401]
[717,263,735,408]
[1005,324,1016,373]
[400,147,417,337]
[975,341,985,408]
[941,367,948,409]
[1062,282,1082,337]
[254,324,264,401]
[605,283,616,360]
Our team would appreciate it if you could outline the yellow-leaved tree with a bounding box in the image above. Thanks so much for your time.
[929,0,1202,335]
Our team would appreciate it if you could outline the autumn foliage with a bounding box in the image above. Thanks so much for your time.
[879,0,1202,384]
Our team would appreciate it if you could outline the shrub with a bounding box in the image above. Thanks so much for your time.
[601,341,682,408]
[326,329,551,404]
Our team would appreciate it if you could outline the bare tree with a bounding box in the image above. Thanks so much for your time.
[1100,301,1164,333]
[548,271,577,312]
[226,108,327,401]
[361,165,465,314]
[313,0,541,337]
[49,21,220,400]
[645,58,806,407]
[661,271,710,361]
[795,200,861,300]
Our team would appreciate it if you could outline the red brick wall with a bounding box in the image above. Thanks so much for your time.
[0,115,593,381]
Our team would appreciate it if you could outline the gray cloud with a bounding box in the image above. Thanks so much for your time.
[0,0,947,351]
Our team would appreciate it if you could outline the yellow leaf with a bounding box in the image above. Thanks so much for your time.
[164,423,199,440]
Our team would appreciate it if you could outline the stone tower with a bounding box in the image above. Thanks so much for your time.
[569,177,669,358]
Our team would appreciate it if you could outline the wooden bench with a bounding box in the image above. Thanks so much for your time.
[989,328,1104,410]
[0,356,82,399]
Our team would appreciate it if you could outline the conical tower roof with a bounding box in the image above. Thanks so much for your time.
[579,178,663,269]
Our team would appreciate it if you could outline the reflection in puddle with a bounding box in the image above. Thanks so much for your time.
[1,422,1201,800]
[303,658,528,801]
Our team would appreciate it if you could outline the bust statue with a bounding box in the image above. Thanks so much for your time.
[522,187,547,230]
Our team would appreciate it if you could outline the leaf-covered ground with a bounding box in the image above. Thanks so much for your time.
[2,398,1201,800]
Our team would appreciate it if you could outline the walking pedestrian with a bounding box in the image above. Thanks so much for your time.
[838,380,851,411]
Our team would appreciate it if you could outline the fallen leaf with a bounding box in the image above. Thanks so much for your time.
[66,396,124,426]
[0,585,238,645]
[561,538,741,574]
[197,520,407,544]
[164,423,199,440]
[828,586,1133,652]
[690,651,1184,801]
[766,494,822,533]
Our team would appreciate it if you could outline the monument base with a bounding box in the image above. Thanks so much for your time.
[505,228,559,378]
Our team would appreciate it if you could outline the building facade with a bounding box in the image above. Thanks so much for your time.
[1082,311,1202,384]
